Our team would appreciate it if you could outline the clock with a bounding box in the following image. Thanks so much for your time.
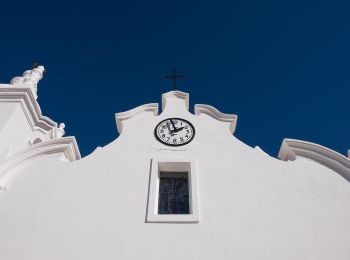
[155,118,195,146]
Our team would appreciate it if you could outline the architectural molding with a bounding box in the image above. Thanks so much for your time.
[194,104,237,134]
[278,139,350,182]
[10,65,45,100]
[161,91,189,111]
[0,137,81,190]
[0,86,57,136]
[115,92,238,135]
[115,103,158,134]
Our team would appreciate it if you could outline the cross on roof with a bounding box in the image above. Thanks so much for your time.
[165,67,185,90]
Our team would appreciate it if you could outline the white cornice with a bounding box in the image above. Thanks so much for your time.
[115,103,158,134]
[0,86,56,135]
[115,92,238,135]
[9,65,45,100]
[0,137,81,190]
[278,139,350,182]
[162,91,189,111]
[194,104,238,134]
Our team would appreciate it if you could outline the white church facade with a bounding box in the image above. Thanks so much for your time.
[0,66,349,259]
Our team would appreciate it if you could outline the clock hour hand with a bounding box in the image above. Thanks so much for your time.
[172,127,184,133]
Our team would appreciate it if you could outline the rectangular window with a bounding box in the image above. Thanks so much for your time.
[158,172,189,214]
[146,158,199,223]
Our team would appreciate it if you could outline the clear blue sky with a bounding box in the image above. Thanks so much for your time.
[1,0,349,157]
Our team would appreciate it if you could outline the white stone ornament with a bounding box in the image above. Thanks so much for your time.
[10,65,45,99]
[57,123,66,138]
[155,118,195,146]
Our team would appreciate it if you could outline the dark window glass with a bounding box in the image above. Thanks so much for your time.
[158,172,190,214]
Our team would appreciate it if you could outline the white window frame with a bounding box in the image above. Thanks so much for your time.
[146,157,199,223]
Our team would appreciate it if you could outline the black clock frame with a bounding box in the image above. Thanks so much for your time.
[154,117,195,146]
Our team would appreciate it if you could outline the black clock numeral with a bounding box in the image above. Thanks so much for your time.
[173,138,177,143]
[180,137,184,142]
[186,130,190,133]
[166,137,170,141]
[185,135,189,138]
[185,126,188,129]
[162,134,165,138]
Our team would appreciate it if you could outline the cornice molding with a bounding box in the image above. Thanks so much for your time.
[161,91,189,111]
[278,139,350,182]
[115,103,158,134]
[9,65,45,100]
[0,86,56,135]
[0,137,81,190]
[194,104,238,134]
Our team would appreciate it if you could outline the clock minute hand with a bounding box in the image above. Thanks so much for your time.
[166,122,172,132]
[169,119,177,132]
[166,122,176,136]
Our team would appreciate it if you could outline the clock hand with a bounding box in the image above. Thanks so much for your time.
[166,122,176,135]
[169,119,177,131]
[173,127,184,133]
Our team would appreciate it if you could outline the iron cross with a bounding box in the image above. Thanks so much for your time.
[165,67,185,90]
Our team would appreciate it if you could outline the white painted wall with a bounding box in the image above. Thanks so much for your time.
[0,91,349,260]
[0,103,18,128]
[0,104,34,157]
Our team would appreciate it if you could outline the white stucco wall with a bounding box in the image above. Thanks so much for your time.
[0,91,349,260]
[0,104,33,158]
[0,103,18,128]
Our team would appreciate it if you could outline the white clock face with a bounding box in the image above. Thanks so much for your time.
[155,118,195,146]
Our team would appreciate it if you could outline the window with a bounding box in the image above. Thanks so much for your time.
[146,158,199,223]
[158,172,189,215]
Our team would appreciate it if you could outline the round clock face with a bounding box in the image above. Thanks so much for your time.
[155,118,195,146]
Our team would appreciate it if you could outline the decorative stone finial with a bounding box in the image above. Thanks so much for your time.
[10,64,45,99]
[57,123,65,138]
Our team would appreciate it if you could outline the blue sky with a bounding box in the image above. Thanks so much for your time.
[1,0,349,157]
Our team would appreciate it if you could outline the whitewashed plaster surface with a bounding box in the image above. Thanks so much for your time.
[0,71,349,259]
[0,67,80,190]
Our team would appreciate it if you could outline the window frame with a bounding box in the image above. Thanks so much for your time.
[146,157,199,223]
